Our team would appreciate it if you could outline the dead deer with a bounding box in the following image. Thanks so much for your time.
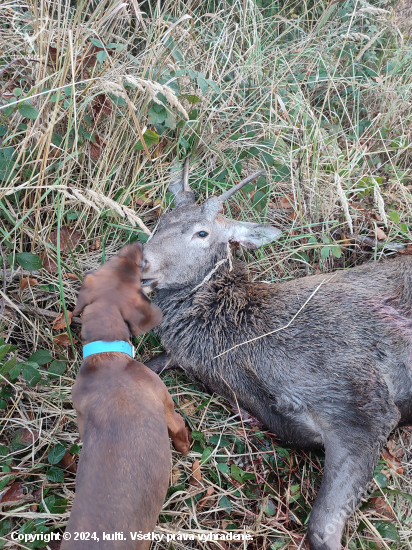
[141,159,412,550]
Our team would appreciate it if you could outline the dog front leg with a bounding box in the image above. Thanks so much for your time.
[163,391,191,455]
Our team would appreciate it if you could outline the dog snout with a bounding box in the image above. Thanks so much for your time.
[141,259,148,273]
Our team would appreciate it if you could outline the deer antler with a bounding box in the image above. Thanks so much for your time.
[219,170,265,202]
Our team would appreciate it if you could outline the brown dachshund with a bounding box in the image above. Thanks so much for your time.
[62,242,191,550]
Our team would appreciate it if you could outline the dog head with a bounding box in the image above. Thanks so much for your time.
[73,241,163,337]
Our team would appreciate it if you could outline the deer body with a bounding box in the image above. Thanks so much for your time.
[142,161,412,550]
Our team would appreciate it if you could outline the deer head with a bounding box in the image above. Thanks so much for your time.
[141,159,282,291]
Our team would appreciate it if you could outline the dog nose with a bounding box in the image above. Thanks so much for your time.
[141,259,148,272]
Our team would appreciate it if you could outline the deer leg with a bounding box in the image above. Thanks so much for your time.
[307,429,385,550]
[145,352,181,374]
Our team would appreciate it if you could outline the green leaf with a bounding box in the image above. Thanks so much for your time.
[205,79,220,93]
[253,190,268,211]
[230,464,244,483]
[331,245,342,258]
[28,349,52,366]
[48,360,66,378]
[137,232,149,244]
[0,344,17,362]
[375,521,400,542]
[208,435,231,447]
[8,362,22,380]
[133,129,159,151]
[96,50,107,64]
[147,107,166,125]
[90,38,105,48]
[46,466,64,483]
[260,151,274,166]
[0,354,17,377]
[48,443,66,465]
[164,113,176,129]
[191,431,206,444]
[18,103,39,120]
[320,246,330,259]
[0,444,8,456]
[106,42,126,50]
[69,444,80,455]
[16,252,43,271]
[0,400,6,410]
[180,94,201,104]
[0,126,7,137]
[400,223,408,233]
[219,496,231,512]
[197,75,209,95]
[374,472,388,488]
[21,363,41,386]
[389,211,400,224]
[217,463,230,474]
[261,499,276,516]
[0,146,15,161]
[40,495,67,514]
[201,448,212,463]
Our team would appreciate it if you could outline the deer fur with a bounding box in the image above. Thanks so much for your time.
[142,160,412,550]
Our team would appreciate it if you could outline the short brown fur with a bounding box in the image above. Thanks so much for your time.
[61,242,191,550]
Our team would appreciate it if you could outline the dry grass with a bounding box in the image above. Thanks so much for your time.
[0,0,412,549]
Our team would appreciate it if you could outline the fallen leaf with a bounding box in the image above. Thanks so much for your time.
[342,235,351,248]
[135,194,153,207]
[53,333,78,347]
[381,447,403,474]
[60,452,77,474]
[369,496,395,518]
[89,134,106,161]
[11,428,39,450]
[49,226,82,254]
[171,466,181,485]
[51,311,72,330]
[197,486,215,511]
[279,194,295,209]
[48,46,58,65]
[63,273,79,280]
[181,400,196,416]
[373,76,383,84]
[387,438,405,458]
[41,253,58,273]
[20,277,38,291]
[89,238,101,252]
[189,458,203,490]
[1,91,14,100]
[404,244,412,255]
[0,482,23,504]
[375,227,387,240]
[92,93,112,120]
[191,459,202,482]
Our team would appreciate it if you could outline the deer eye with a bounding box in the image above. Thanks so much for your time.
[196,231,209,238]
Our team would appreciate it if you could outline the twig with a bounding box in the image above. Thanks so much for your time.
[0,59,18,77]
[5,304,81,327]
[0,243,6,321]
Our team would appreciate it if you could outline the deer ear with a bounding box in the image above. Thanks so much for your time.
[227,221,281,249]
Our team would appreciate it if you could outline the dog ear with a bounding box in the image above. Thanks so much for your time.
[118,241,143,265]
[72,274,93,316]
[124,293,163,335]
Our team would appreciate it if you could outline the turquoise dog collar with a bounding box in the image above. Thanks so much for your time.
[83,341,135,359]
